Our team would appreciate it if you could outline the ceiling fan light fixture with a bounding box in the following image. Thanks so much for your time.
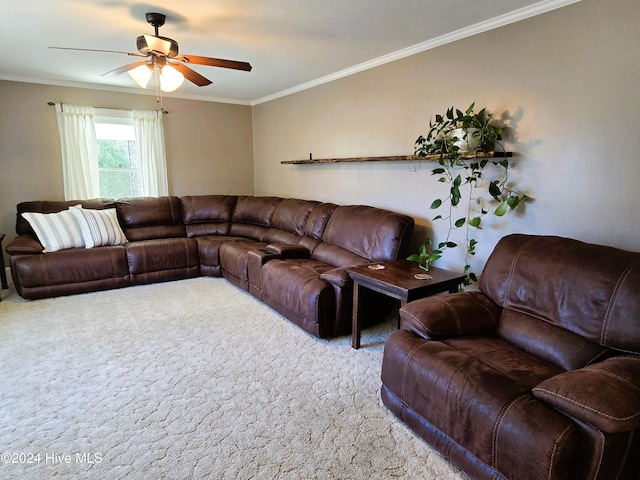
[128,64,152,88]
[159,65,185,92]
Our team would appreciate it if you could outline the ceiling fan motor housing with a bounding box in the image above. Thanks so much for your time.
[136,35,179,57]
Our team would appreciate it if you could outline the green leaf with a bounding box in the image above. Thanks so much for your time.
[453,174,462,187]
[469,217,481,228]
[430,199,442,209]
[507,195,521,209]
[431,168,446,175]
[454,218,466,227]
[407,254,421,262]
[451,185,461,206]
[489,181,502,200]
[494,201,508,217]
[445,241,457,248]
[433,215,443,221]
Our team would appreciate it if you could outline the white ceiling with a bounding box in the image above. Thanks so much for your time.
[0,0,579,105]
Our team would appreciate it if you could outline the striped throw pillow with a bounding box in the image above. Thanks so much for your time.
[69,207,128,248]
[21,208,86,253]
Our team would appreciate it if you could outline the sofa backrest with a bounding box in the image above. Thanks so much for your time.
[229,196,282,241]
[16,199,115,236]
[481,234,640,359]
[116,196,186,241]
[181,195,238,237]
[312,205,415,267]
[263,198,321,246]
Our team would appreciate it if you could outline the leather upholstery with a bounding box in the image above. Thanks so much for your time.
[7,195,414,339]
[381,234,640,479]
[117,196,186,241]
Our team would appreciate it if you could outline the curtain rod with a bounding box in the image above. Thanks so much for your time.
[47,102,168,114]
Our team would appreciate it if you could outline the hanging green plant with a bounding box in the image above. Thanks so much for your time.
[408,103,530,287]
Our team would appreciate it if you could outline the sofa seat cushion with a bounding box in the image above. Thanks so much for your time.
[219,240,269,290]
[195,236,248,274]
[10,246,130,299]
[381,329,577,480]
[260,259,336,338]
[126,238,199,285]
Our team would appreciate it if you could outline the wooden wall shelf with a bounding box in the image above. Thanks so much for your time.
[281,152,513,165]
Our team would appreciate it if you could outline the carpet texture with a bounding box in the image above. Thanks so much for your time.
[0,277,466,479]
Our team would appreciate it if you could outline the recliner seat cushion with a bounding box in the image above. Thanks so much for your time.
[382,329,577,480]
[10,246,130,299]
[261,259,336,338]
[219,240,268,289]
[126,237,199,284]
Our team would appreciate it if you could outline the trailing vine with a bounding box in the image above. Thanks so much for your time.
[408,103,529,287]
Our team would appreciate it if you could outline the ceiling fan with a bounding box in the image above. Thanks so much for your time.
[51,12,252,92]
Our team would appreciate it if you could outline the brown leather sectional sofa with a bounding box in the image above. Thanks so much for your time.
[381,234,640,479]
[6,195,414,338]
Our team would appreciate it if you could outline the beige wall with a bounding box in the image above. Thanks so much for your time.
[252,0,640,273]
[0,81,253,257]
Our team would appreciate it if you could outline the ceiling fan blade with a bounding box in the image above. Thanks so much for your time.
[102,60,149,77]
[177,54,252,72]
[49,46,144,57]
[171,63,212,87]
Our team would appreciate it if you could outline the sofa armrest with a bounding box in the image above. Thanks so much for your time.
[265,243,311,259]
[399,291,502,340]
[5,235,43,255]
[320,267,352,288]
[532,356,640,433]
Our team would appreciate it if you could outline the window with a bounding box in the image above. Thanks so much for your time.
[55,104,168,201]
[94,112,143,199]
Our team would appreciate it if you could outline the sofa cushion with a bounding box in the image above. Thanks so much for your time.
[320,205,414,263]
[261,258,336,337]
[480,234,640,354]
[381,330,576,480]
[69,207,128,248]
[532,356,640,433]
[304,203,337,240]
[498,309,611,371]
[229,196,282,240]
[219,240,268,290]
[126,238,199,285]
[117,196,186,241]
[181,195,238,237]
[195,236,247,274]
[21,208,85,252]
[10,246,130,299]
[269,198,319,236]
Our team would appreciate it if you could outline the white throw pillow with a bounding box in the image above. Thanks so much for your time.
[69,207,128,248]
[21,209,86,253]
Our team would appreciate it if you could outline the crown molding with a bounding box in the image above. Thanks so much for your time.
[0,74,253,106]
[251,0,583,106]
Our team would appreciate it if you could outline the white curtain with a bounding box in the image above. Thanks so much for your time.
[133,110,169,197]
[55,104,99,200]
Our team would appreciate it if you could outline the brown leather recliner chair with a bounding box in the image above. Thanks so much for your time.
[381,234,640,480]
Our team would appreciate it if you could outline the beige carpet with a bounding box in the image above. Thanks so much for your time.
[0,276,466,479]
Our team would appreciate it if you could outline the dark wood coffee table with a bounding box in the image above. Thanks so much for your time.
[347,259,465,349]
